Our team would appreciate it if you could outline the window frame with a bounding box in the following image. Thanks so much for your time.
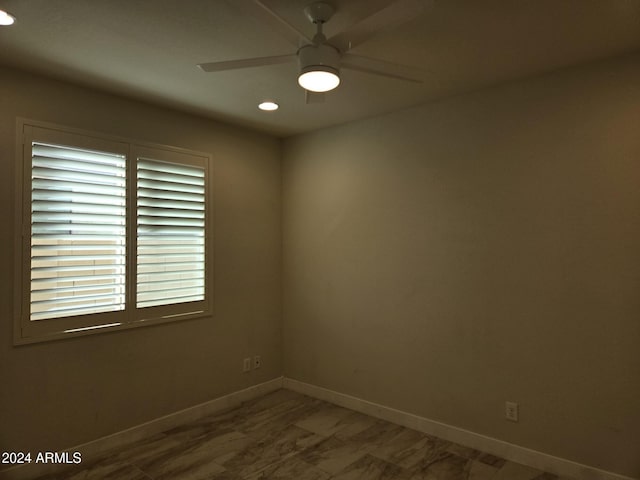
[14,119,213,344]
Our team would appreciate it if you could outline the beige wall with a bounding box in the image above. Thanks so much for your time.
[283,55,640,478]
[0,67,282,452]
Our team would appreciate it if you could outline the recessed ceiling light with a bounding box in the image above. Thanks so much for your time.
[258,101,279,111]
[0,9,15,26]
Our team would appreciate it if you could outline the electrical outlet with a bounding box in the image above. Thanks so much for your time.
[505,401,519,422]
[243,357,251,373]
[253,355,261,369]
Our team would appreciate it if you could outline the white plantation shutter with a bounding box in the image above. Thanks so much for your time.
[136,157,206,309]
[18,122,211,343]
[30,142,127,321]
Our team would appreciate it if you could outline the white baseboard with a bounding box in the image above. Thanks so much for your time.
[0,377,284,480]
[283,378,637,480]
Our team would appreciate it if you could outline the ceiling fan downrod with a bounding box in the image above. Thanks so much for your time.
[304,2,335,44]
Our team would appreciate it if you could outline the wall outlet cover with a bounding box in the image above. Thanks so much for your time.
[505,401,519,422]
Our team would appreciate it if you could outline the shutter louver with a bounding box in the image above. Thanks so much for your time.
[136,158,205,308]
[30,143,127,321]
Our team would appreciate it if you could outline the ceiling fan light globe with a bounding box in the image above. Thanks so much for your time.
[0,9,16,25]
[298,68,340,93]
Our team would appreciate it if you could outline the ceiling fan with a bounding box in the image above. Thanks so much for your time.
[197,0,430,103]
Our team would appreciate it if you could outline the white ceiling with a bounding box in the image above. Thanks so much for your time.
[1,0,639,137]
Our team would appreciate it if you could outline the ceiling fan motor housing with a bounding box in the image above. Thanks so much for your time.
[298,43,340,77]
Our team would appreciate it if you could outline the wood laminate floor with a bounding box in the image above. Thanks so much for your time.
[38,389,573,480]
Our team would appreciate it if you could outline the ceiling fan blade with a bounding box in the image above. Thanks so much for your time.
[305,91,325,104]
[341,54,425,83]
[198,54,296,72]
[328,0,432,53]
[233,0,313,47]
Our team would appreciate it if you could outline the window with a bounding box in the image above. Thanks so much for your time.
[15,121,211,343]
